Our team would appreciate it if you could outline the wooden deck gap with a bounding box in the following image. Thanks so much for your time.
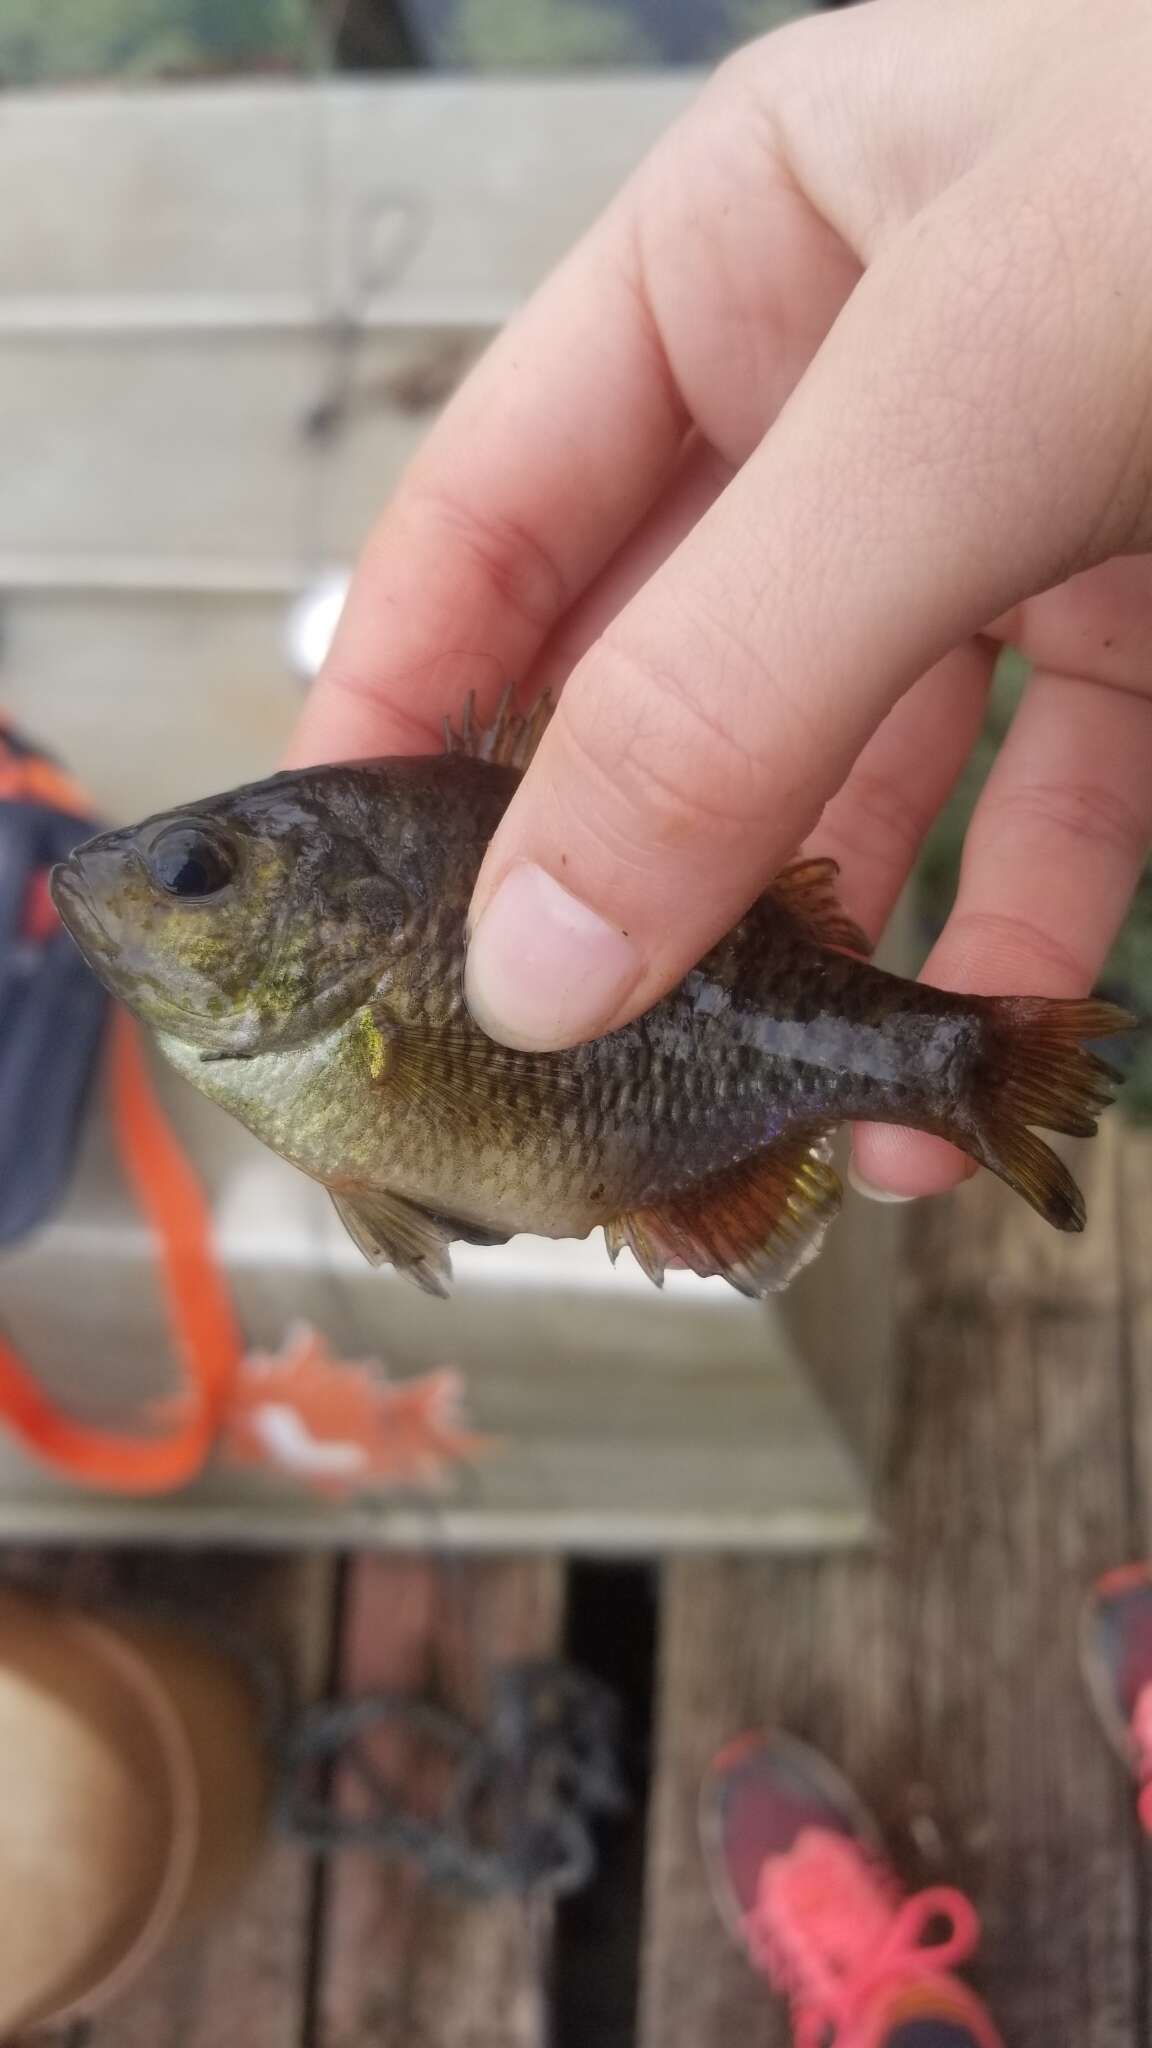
[299,1843,333,2048]
[299,1555,352,2048]
[553,1561,659,2048]
[1115,1140,1144,1581]
[1131,1825,1151,2048]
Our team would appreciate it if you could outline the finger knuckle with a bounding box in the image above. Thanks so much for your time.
[987,777,1148,867]
[709,11,825,109]
[821,769,929,871]
[392,483,570,637]
[945,906,1092,991]
[321,663,443,751]
[558,637,762,862]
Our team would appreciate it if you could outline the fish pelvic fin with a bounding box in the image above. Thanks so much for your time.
[768,857,873,958]
[957,995,1135,1231]
[330,1187,454,1296]
[442,682,553,773]
[604,1130,842,1297]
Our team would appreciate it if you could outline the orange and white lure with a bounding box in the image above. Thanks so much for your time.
[219,1323,491,1500]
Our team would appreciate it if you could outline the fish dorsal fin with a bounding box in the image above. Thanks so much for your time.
[603,1130,842,1297]
[330,1187,454,1296]
[767,858,872,958]
[442,683,552,772]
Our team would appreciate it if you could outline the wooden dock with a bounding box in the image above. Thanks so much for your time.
[14,1116,1152,2047]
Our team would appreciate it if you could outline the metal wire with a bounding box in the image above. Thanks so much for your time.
[279,1657,628,1898]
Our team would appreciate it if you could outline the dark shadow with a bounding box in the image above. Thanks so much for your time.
[553,1560,659,2048]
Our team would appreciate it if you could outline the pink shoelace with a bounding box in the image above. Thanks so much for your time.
[742,1826,981,2048]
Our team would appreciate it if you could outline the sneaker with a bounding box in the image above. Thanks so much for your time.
[1081,1562,1152,1830]
[699,1730,1004,2048]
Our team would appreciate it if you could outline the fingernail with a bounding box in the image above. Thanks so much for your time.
[466,862,641,1050]
[847,1161,918,1204]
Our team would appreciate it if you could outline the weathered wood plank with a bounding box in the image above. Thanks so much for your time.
[1114,1126,1152,2041]
[84,1843,311,2048]
[641,1125,1141,2047]
[0,331,486,576]
[1115,1124,1152,1546]
[0,79,695,311]
[77,1551,337,2048]
[0,80,695,591]
[3,592,300,822]
[314,1555,563,2048]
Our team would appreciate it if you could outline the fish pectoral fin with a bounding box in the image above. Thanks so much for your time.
[441,682,553,772]
[373,1013,580,1144]
[330,1187,454,1297]
[767,858,872,958]
[604,1130,842,1298]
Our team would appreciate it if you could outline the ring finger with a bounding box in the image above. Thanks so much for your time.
[853,663,1152,1198]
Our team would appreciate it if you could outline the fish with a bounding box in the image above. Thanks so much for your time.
[50,691,1133,1301]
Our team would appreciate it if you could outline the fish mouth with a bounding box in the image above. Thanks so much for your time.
[50,857,207,1032]
[49,858,113,968]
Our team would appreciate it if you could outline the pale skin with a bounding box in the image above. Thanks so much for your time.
[288,0,1152,1205]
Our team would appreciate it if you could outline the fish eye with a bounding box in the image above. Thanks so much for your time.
[148,823,236,899]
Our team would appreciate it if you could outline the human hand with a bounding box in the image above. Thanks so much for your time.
[288,0,1152,1203]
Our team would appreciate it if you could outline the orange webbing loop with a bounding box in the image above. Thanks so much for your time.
[0,1009,242,1492]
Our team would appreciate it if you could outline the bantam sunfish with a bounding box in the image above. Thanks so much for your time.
[50,693,1131,1298]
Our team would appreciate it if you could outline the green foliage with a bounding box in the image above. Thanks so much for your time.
[438,0,813,69]
[0,0,310,85]
[442,0,656,69]
[716,0,817,51]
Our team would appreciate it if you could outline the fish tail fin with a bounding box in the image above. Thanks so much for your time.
[959,996,1134,1231]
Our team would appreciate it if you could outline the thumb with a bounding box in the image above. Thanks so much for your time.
[464,154,1152,1051]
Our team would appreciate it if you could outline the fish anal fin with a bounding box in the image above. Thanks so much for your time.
[604,1213,666,1288]
[330,1187,453,1296]
[768,858,872,959]
[442,683,552,773]
[606,1131,841,1298]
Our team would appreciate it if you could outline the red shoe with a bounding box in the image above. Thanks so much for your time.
[1082,1562,1152,1831]
[700,1730,1004,2048]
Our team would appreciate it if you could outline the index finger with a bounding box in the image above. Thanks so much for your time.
[286,233,685,766]
[285,49,859,767]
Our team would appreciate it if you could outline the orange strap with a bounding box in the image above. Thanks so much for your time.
[0,1009,242,1493]
[0,730,243,1492]
[0,752,93,821]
